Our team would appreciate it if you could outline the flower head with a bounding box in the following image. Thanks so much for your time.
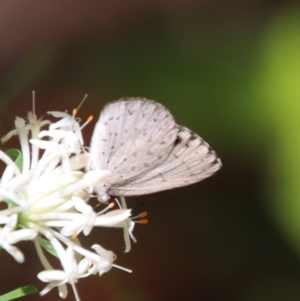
[0,100,134,301]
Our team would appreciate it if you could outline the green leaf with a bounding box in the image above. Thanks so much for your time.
[6,149,23,172]
[254,8,300,256]
[35,236,58,258]
[0,286,37,301]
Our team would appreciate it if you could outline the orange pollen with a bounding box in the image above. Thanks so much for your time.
[72,108,78,116]
[139,212,148,218]
[108,202,115,209]
[139,219,148,224]
[72,233,79,239]
[88,115,94,122]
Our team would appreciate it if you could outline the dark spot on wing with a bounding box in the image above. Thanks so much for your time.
[174,135,182,146]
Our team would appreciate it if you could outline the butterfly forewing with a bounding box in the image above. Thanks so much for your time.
[90,98,178,187]
[90,97,221,198]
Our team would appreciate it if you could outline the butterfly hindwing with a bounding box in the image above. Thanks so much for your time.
[108,126,222,196]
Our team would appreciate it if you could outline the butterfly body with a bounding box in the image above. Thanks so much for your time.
[90,98,221,201]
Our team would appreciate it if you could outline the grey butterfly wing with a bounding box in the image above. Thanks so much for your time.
[108,126,222,196]
[90,98,178,188]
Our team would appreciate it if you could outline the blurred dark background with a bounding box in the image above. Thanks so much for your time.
[1,1,300,300]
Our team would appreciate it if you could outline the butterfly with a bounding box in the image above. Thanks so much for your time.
[89,98,222,201]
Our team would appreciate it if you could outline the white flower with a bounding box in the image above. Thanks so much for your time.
[0,214,37,263]
[0,101,135,300]
[61,197,131,237]
[87,244,116,276]
[38,246,81,301]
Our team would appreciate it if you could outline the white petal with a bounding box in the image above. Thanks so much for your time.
[6,174,31,191]
[94,209,131,227]
[63,247,77,274]
[14,117,26,128]
[8,229,37,244]
[4,243,24,263]
[77,257,92,276]
[91,244,112,257]
[29,139,57,149]
[47,111,71,118]
[2,165,15,185]
[58,283,68,299]
[53,171,108,199]
[72,197,93,214]
[5,214,17,231]
[38,130,75,140]
[83,224,93,236]
[83,170,109,186]
[38,270,67,282]
[92,245,115,275]
[39,283,55,296]
[1,129,18,143]
[0,190,26,206]
[0,216,10,224]
[61,218,85,236]
[67,154,89,171]
[118,219,135,253]
[0,151,21,176]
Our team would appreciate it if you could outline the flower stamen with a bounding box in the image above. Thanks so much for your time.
[131,211,148,224]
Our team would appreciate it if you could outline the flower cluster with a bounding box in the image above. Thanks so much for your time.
[0,104,139,300]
